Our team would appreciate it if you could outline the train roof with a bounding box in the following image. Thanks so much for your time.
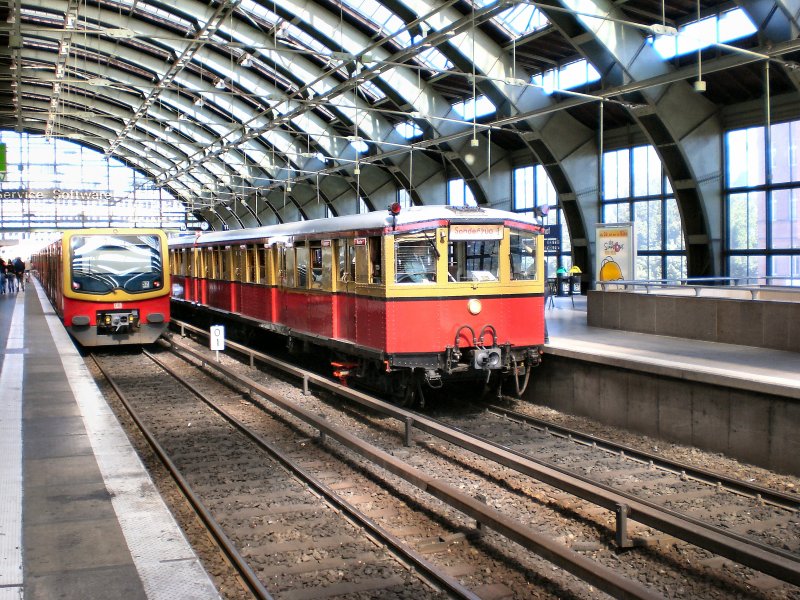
[171,205,539,247]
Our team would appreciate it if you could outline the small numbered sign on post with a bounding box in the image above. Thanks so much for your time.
[210,325,225,351]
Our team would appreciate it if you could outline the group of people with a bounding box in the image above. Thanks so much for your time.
[0,257,27,294]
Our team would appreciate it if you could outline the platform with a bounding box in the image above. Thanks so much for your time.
[537,295,800,474]
[0,281,221,600]
[546,295,800,400]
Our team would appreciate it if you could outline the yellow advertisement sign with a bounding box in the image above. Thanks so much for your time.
[596,223,635,282]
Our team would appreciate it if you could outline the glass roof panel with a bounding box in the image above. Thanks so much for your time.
[649,8,756,59]
[452,95,495,119]
[396,120,422,139]
[124,0,195,31]
[339,0,452,72]
[474,0,549,38]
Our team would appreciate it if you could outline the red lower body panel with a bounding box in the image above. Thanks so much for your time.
[175,280,544,355]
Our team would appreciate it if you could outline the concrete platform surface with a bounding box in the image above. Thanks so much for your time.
[0,281,221,600]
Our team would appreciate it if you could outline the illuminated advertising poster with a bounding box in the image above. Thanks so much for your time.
[595,223,635,283]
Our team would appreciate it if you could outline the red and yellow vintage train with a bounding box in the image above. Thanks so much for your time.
[170,205,545,402]
[33,228,170,347]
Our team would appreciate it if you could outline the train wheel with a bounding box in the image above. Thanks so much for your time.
[482,371,503,400]
[390,370,424,408]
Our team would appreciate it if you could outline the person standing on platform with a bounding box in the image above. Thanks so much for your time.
[0,258,6,295]
[5,260,16,293]
[13,258,25,292]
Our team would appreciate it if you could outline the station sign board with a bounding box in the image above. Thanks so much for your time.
[542,224,561,254]
[0,189,114,201]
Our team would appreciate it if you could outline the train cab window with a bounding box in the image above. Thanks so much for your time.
[447,239,499,282]
[69,233,164,294]
[309,242,323,289]
[395,234,438,284]
[296,244,309,288]
[510,231,538,280]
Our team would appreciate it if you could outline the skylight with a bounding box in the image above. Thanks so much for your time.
[531,59,600,94]
[474,0,549,38]
[350,139,369,153]
[452,96,495,120]
[339,0,452,72]
[396,121,423,139]
[650,8,757,59]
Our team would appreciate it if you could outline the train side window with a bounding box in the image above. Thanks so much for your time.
[221,247,231,280]
[321,242,333,290]
[510,231,538,280]
[284,246,296,288]
[296,244,309,288]
[258,247,268,283]
[233,246,246,282]
[369,237,382,284]
[337,240,356,282]
[395,234,437,284]
[244,246,256,283]
[309,242,322,289]
[211,248,220,279]
[337,240,347,281]
[349,241,356,282]
[355,241,369,284]
[203,248,213,277]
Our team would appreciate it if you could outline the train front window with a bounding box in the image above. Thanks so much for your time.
[395,234,438,284]
[510,231,538,280]
[70,234,163,293]
[447,240,500,282]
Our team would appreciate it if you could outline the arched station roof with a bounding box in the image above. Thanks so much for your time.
[0,0,798,275]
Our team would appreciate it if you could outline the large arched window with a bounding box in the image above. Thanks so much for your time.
[725,119,800,284]
[602,146,686,280]
[0,133,198,243]
[513,164,571,277]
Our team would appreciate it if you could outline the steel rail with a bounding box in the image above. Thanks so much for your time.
[485,404,800,511]
[90,354,275,600]
[165,331,664,600]
[145,347,481,600]
[167,320,800,586]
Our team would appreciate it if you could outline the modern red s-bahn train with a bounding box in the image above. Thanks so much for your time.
[33,228,170,347]
[169,205,545,403]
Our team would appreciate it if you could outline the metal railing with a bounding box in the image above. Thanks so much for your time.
[595,277,800,301]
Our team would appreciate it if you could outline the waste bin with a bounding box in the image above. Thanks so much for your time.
[570,274,581,295]
[557,274,570,296]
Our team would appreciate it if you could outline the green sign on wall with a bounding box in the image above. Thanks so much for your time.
[0,144,6,182]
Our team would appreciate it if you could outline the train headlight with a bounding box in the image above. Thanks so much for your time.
[467,298,482,315]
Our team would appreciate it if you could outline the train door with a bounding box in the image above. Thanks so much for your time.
[336,238,357,341]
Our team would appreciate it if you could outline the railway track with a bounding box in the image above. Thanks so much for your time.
[90,349,481,600]
[146,321,800,597]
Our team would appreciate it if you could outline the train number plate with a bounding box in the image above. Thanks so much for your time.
[114,302,123,309]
